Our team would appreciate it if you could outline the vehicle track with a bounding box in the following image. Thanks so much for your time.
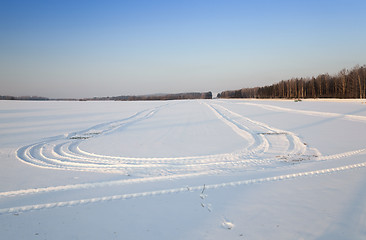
[1,160,366,215]
[230,101,366,123]
[4,100,365,215]
[16,101,319,175]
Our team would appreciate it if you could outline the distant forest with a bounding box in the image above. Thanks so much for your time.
[218,65,366,99]
[0,95,49,101]
[0,92,212,101]
[3,65,366,101]
[83,92,213,101]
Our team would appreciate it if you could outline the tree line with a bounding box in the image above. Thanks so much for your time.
[83,92,212,101]
[218,65,366,99]
[0,95,49,101]
[1,92,212,101]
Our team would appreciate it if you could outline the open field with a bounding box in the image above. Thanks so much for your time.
[1,99,366,239]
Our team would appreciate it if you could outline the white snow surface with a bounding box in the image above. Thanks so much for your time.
[1,99,366,239]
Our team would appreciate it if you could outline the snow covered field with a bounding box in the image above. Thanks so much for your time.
[1,99,366,239]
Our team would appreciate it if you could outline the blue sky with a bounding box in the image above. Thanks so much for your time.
[1,0,366,98]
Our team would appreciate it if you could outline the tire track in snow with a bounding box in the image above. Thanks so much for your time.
[233,101,366,123]
[5,100,366,215]
[0,155,292,199]
[0,171,214,198]
[204,103,269,156]
[16,101,316,175]
[206,102,308,157]
[16,105,166,172]
[1,160,366,215]
[317,148,366,160]
[15,100,363,177]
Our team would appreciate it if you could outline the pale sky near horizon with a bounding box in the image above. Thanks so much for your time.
[1,0,366,98]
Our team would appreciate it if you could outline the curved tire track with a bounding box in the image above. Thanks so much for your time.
[5,100,366,215]
[16,101,319,175]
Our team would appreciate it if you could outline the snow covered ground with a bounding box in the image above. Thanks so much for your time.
[1,99,366,239]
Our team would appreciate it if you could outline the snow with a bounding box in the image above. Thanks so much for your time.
[1,99,366,239]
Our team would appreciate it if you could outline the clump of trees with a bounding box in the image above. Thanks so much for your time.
[218,65,366,99]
